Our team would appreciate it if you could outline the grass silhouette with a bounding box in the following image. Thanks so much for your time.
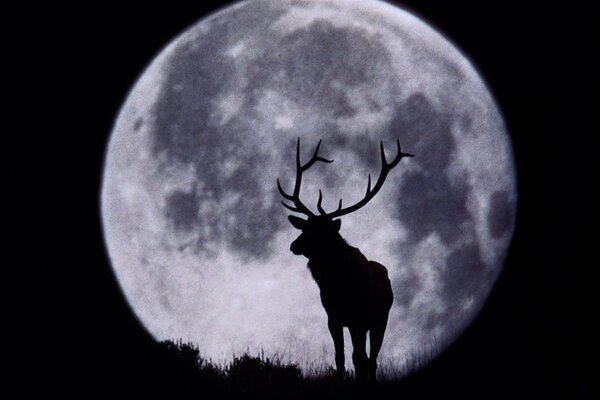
[84,333,577,399]
[156,339,409,397]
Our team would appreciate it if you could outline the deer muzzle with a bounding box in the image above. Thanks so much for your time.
[290,239,303,255]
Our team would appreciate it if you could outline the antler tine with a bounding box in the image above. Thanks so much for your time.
[302,139,334,172]
[280,200,302,213]
[293,138,301,197]
[278,138,335,217]
[332,198,343,214]
[277,178,294,201]
[317,189,326,215]
[317,189,345,216]
[278,178,305,213]
[323,139,413,219]
[390,139,414,167]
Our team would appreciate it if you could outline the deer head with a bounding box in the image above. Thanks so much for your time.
[277,138,413,258]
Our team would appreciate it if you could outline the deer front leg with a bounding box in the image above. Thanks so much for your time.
[328,319,345,378]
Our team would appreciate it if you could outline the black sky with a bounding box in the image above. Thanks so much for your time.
[40,1,594,397]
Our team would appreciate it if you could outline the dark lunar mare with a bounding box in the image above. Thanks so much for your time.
[278,139,412,381]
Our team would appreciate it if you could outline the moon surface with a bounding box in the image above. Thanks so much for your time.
[101,0,516,376]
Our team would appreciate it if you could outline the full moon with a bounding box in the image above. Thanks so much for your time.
[101,0,516,376]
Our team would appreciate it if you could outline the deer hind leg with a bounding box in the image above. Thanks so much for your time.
[350,327,368,382]
[328,320,345,378]
[368,314,390,382]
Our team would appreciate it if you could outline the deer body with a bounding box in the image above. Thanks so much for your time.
[278,139,412,381]
[304,241,392,329]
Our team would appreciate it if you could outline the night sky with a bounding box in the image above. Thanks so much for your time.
[44,1,592,397]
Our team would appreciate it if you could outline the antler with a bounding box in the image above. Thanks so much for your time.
[318,140,413,219]
[277,138,334,216]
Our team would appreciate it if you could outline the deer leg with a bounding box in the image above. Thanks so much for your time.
[368,315,389,382]
[328,320,345,377]
[350,328,368,382]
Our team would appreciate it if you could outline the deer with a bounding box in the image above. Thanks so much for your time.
[277,138,413,382]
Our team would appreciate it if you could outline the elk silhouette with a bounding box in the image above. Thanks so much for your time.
[277,138,413,382]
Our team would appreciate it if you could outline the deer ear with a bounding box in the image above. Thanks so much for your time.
[288,215,307,230]
[332,219,341,231]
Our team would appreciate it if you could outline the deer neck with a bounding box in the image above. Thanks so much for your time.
[306,235,349,280]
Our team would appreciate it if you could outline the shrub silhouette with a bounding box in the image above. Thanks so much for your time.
[157,340,344,397]
[227,353,302,395]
